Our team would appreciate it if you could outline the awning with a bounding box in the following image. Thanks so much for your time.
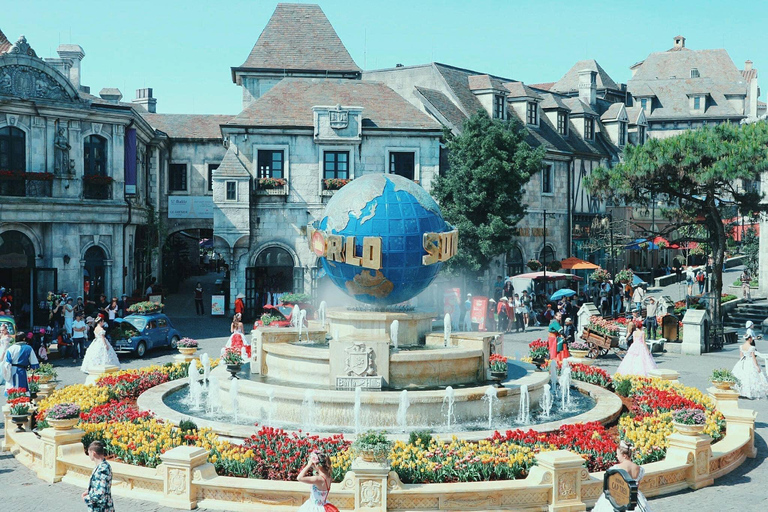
[512,271,584,282]
[560,257,600,270]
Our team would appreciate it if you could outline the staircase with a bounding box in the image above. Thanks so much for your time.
[723,298,768,330]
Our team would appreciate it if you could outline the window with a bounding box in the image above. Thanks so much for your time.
[526,102,538,125]
[557,111,569,136]
[541,164,553,194]
[207,163,219,192]
[83,135,107,176]
[494,95,505,119]
[168,163,187,191]
[693,96,701,110]
[389,152,415,180]
[584,117,595,140]
[157,318,167,328]
[640,98,648,111]
[638,126,646,144]
[257,150,284,179]
[690,68,700,78]
[618,122,627,146]
[323,151,349,179]
[0,126,25,171]
[225,181,237,201]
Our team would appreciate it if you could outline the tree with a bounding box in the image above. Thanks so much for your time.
[742,227,759,278]
[431,111,544,274]
[585,122,768,333]
[581,217,633,274]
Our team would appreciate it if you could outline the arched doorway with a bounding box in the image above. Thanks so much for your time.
[84,246,106,302]
[245,246,300,320]
[0,229,42,328]
[506,246,524,277]
[162,229,214,294]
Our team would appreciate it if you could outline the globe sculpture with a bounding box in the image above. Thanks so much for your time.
[309,173,457,305]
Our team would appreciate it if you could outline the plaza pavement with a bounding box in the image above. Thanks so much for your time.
[2,266,766,511]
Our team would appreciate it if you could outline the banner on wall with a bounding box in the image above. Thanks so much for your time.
[124,128,137,195]
[168,196,214,219]
[470,296,489,331]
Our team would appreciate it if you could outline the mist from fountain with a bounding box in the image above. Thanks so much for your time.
[318,301,326,328]
[188,360,203,410]
[206,376,220,414]
[444,314,451,347]
[517,384,530,424]
[354,386,362,434]
[539,383,553,418]
[230,377,239,422]
[267,388,276,425]
[441,386,456,429]
[302,389,317,431]
[290,305,300,328]
[482,386,498,429]
[550,362,558,392]
[559,359,572,410]
[390,320,399,350]
[396,390,410,432]
[201,353,211,383]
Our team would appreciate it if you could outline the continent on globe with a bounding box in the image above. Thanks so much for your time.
[308,173,457,306]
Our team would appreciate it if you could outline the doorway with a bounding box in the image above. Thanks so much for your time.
[245,246,301,320]
[83,246,106,302]
[0,230,35,329]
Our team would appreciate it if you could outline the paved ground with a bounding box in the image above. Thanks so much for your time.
[2,266,766,511]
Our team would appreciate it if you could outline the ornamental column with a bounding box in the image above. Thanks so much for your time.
[37,425,84,483]
[158,445,211,509]
[666,432,714,490]
[535,450,588,511]
[346,457,391,512]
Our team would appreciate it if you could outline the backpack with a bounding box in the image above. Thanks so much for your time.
[696,272,705,283]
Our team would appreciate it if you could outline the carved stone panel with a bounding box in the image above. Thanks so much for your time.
[360,479,382,508]
[0,65,70,101]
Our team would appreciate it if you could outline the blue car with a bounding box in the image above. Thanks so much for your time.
[109,313,181,358]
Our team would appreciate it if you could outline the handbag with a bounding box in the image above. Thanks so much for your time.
[324,505,340,512]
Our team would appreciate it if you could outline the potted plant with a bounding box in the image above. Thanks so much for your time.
[489,354,508,380]
[526,259,542,271]
[528,339,549,368]
[34,363,58,384]
[177,337,198,356]
[590,268,611,283]
[671,407,707,435]
[223,348,244,379]
[27,375,40,401]
[323,178,350,191]
[546,260,562,272]
[127,301,163,314]
[258,177,287,190]
[569,339,591,359]
[615,269,634,284]
[45,402,82,430]
[8,391,31,432]
[352,430,392,463]
[711,368,739,390]
[260,313,279,327]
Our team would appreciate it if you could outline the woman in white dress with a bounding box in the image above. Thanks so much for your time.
[0,323,12,385]
[592,441,652,511]
[297,451,336,512]
[732,334,768,399]
[615,322,657,377]
[80,317,120,374]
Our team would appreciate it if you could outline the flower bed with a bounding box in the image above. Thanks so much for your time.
[528,339,548,360]
[80,399,154,424]
[542,360,614,391]
[586,315,621,336]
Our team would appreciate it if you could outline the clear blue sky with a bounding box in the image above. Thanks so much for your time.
[4,0,763,114]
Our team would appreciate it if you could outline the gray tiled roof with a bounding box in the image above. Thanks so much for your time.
[468,74,507,92]
[141,114,233,139]
[237,3,360,73]
[562,97,598,117]
[433,63,513,117]
[414,86,467,131]
[215,145,251,178]
[600,103,625,122]
[227,78,441,131]
[624,106,646,125]
[502,81,542,100]
[741,68,757,82]
[529,82,555,91]
[551,60,620,93]
[539,93,570,111]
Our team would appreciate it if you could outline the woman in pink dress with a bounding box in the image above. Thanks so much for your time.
[615,322,657,377]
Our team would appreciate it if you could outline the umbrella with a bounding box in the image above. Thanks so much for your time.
[625,238,659,250]
[513,271,584,281]
[550,288,577,301]
[632,274,647,286]
[560,257,600,270]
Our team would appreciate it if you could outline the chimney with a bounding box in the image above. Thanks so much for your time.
[56,44,85,90]
[99,87,123,103]
[133,88,157,113]
[673,35,686,49]
[578,69,597,106]
[745,60,753,71]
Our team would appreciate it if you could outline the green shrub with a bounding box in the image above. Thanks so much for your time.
[408,430,433,446]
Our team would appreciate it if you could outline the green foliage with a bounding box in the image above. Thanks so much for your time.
[742,227,759,277]
[615,378,633,397]
[352,430,392,459]
[280,293,311,304]
[431,111,544,273]
[408,430,433,446]
[179,419,198,433]
[260,313,279,326]
[711,368,739,385]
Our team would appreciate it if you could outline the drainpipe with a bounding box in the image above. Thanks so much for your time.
[123,120,134,295]
[567,158,573,258]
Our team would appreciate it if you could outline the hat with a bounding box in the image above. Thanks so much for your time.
[236,293,245,299]
[26,332,34,340]
[77,296,83,300]
[746,321,754,329]
[39,328,46,334]
[565,317,573,324]
[467,293,472,297]
[500,297,508,301]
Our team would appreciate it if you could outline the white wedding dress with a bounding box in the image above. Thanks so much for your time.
[591,466,652,511]
[732,346,768,399]
[81,325,121,373]
[297,481,331,512]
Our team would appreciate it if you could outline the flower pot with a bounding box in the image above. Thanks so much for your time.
[490,370,507,380]
[48,418,79,430]
[711,380,734,391]
[37,375,53,384]
[226,364,242,379]
[570,349,590,359]
[11,414,29,432]
[178,347,197,356]
[673,422,706,436]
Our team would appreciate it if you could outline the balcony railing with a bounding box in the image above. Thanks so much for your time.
[0,171,53,197]
[83,177,113,200]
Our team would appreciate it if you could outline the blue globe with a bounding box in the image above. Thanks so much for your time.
[313,174,454,306]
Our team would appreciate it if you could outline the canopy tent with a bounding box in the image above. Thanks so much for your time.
[632,274,647,286]
[560,257,600,270]
[663,241,699,250]
[512,271,584,281]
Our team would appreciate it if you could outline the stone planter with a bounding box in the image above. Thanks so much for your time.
[11,414,29,432]
[711,380,734,391]
[358,450,388,464]
[570,349,590,359]
[226,364,242,379]
[490,370,507,380]
[178,347,197,356]
[37,375,54,384]
[673,422,706,436]
[47,418,80,430]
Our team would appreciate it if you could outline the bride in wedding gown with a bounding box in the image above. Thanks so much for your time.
[81,317,121,373]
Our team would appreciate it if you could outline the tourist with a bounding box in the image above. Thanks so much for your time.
[513,294,525,333]
[145,277,157,297]
[80,317,120,374]
[463,294,472,331]
[615,322,657,377]
[696,268,706,294]
[50,297,63,333]
[0,323,11,386]
[612,281,623,317]
[631,284,645,313]
[685,266,695,296]
[63,297,75,336]
[599,281,611,317]
[591,441,653,511]
[117,294,129,318]
[644,297,658,339]
[672,258,682,283]
[493,275,504,301]
[486,298,497,331]
[82,440,114,512]
[740,269,753,303]
[74,296,86,318]
[543,303,555,324]
[497,297,509,333]
[521,290,532,329]
[505,297,515,334]
[235,293,245,317]
[72,313,87,362]
[296,451,336,512]
[231,313,244,335]
[503,279,514,300]
[732,334,768,399]
[563,317,575,345]
[547,312,569,363]
[745,321,761,341]
[95,294,109,314]
[106,297,119,322]
[194,282,205,316]
[1,332,39,393]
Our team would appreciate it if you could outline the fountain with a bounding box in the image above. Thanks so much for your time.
[290,305,300,328]
[517,384,530,424]
[302,389,316,431]
[550,362,558,392]
[390,320,399,350]
[443,314,451,347]
[318,301,326,328]
[559,360,572,410]
[396,390,410,432]
[539,383,553,418]
[206,377,220,414]
[188,360,203,410]
[354,386,363,434]
[229,377,239,422]
[483,386,498,429]
[441,386,456,429]
[266,388,276,425]
[201,353,211,383]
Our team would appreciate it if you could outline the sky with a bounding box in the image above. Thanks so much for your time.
[3,0,763,115]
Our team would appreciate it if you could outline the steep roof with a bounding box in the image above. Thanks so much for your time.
[630,48,744,84]
[563,97,598,116]
[215,145,251,178]
[600,103,626,122]
[228,78,441,131]
[741,68,757,82]
[141,114,232,139]
[0,28,11,55]
[467,74,507,92]
[503,81,542,100]
[433,63,513,117]
[551,60,620,93]
[539,94,570,111]
[237,3,360,73]
[529,82,554,91]
[414,86,467,131]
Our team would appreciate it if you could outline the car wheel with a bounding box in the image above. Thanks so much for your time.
[136,341,147,358]
[170,335,179,349]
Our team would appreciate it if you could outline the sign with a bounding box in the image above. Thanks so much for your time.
[124,128,137,195]
[148,294,163,306]
[168,196,214,219]
[335,376,383,390]
[470,296,489,331]
[513,227,550,237]
[603,468,638,511]
[211,295,225,316]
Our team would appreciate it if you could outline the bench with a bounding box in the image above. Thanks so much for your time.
[646,338,666,354]
[723,328,739,344]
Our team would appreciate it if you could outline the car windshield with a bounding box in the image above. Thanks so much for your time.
[124,317,148,331]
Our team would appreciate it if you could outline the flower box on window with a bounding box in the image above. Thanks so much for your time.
[83,175,114,185]
[322,178,351,195]
[0,170,53,181]
[254,177,288,196]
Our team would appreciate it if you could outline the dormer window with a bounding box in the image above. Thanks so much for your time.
[584,117,595,140]
[618,121,627,146]
[526,102,538,125]
[494,95,505,119]
[640,98,648,111]
[690,68,700,78]
[693,96,701,110]
[557,111,569,136]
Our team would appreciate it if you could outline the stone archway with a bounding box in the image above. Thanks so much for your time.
[245,243,301,319]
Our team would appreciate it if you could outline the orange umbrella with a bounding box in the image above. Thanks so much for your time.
[560,257,600,270]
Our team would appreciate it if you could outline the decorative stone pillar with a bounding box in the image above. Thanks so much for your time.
[707,386,740,414]
[1,405,15,452]
[37,426,84,483]
[348,458,390,512]
[576,303,599,338]
[722,408,758,458]
[665,433,714,490]
[158,446,210,509]
[37,382,58,401]
[649,369,680,382]
[681,309,709,355]
[535,450,588,511]
[84,364,121,386]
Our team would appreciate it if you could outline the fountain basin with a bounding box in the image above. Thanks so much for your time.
[326,307,436,347]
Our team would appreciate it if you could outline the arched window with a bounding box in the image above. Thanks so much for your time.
[506,246,524,277]
[539,246,556,266]
[0,126,26,171]
[255,247,294,267]
[84,135,107,176]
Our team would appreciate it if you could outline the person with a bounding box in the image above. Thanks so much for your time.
[486,298,497,331]
[50,298,63,333]
[80,317,120,374]
[235,293,245,317]
[72,312,87,362]
[463,294,473,331]
[63,297,75,336]
[1,333,39,392]
[599,281,611,317]
[672,258,682,283]
[615,322,657,377]
[0,323,11,386]
[696,269,706,294]
[297,451,336,512]
[503,279,514,300]
[512,294,525,333]
[194,282,205,316]
[521,290,532,329]
[74,296,86,318]
[644,297,658,339]
[631,285,645,312]
[106,297,119,322]
[745,321,761,341]
[145,277,156,297]
[591,441,653,512]
[563,317,575,345]
[497,297,509,333]
[83,440,114,512]
[731,334,768,399]
[685,266,696,296]
[547,312,570,363]
[543,303,555,323]
[740,269,753,303]
[231,313,244,335]
[493,276,504,301]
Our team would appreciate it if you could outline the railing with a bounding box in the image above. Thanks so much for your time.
[0,172,54,197]
[83,178,113,200]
